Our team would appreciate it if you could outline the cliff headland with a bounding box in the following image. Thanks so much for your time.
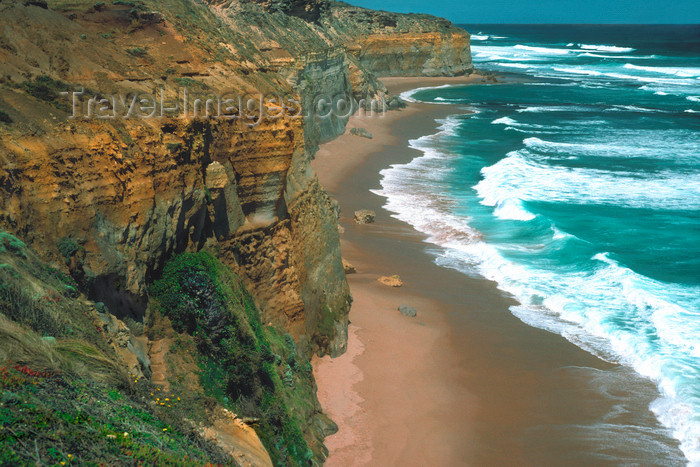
[0,0,472,464]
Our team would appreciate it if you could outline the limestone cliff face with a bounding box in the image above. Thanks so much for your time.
[0,0,473,358]
[330,3,473,77]
[0,0,470,457]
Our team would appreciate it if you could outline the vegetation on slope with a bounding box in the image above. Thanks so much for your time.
[0,231,328,465]
[150,251,323,466]
[0,232,234,465]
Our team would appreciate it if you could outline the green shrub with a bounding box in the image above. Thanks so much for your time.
[172,77,209,90]
[0,110,11,124]
[57,237,80,263]
[0,231,26,258]
[126,47,147,57]
[19,76,71,111]
[165,142,182,153]
[173,77,196,88]
[0,363,232,465]
[150,252,314,465]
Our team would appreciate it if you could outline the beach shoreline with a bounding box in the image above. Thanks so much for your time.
[312,76,681,466]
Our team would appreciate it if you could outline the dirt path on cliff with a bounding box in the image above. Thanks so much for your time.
[148,338,171,391]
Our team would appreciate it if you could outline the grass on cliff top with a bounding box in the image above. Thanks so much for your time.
[0,232,234,466]
[0,232,104,348]
[0,356,233,466]
[0,313,232,466]
[0,355,231,466]
[150,251,319,466]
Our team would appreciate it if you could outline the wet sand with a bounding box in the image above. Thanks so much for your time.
[312,76,684,466]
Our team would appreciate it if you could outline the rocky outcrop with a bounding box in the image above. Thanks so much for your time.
[330,3,473,77]
[353,209,376,224]
[0,0,471,357]
[378,275,403,287]
[200,407,274,467]
[342,258,356,274]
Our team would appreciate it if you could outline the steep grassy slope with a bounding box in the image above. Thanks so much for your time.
[149,251,335,464]
[0,232,235,465]
[0,232,332,465]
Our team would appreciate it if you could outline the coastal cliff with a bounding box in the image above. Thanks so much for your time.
[0,0,471,463]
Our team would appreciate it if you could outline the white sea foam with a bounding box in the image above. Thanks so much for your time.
[514,44,574,55]
[474,149,700,210]
[493,198,535,221]
[516,105,595,113]
[471,34,489,41]
[624,63,700,78]
[472,45,542,62]
[553,66,603,76]
[495,62,531,69]
[492,116,517,125]
[526,131,700,163]
[579,53,655,59]
[605,105,665,113]
[374,112,700,465]
[399,84,455,103]
[492,117,564,132]
[580,44,636,53]
[523,135,667,159]
[604,72,697,86]
[416,41,700,462]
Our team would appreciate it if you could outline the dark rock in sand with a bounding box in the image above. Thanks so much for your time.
[398,304,417,317]
[342,258,356,274]
[387,95,407,110]
[350,127,373,139]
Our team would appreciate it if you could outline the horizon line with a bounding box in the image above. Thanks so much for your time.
[453,22,700,25]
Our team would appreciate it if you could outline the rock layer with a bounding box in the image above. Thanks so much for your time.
[0,0,471,459]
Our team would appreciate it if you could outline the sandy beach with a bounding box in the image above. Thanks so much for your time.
[312,76,680,466]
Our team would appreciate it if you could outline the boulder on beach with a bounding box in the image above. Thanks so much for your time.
[387,95,407,110]
[353,209,376,224]
[398,304,417,317]
[378,275,403,287]
[349,127,373,139]
[342,258,356,274]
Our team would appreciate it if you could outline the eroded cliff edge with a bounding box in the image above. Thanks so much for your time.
[0,0,471,462]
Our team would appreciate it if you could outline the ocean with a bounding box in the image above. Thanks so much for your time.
[375,25,700,464]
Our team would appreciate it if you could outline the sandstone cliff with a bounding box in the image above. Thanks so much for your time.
[0,0,472,462]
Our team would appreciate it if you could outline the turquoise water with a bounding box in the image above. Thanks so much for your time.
[375,25,700,464]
